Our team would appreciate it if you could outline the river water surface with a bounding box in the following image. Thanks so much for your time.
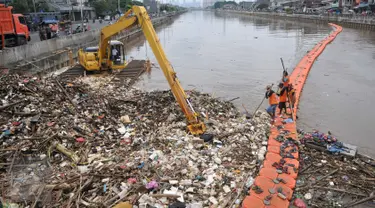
[124,11,375,157]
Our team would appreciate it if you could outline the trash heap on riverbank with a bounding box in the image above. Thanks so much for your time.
[0,74,271,208]
[292,130,375,208]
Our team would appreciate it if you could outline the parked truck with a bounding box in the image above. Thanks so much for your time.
[0,4,30,49]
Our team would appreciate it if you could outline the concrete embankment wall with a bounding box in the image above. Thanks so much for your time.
[0,11,185,73]
[224,10,375,31]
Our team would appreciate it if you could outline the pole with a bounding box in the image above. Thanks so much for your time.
[280,57,294,120]
[80,0,84,31]
[251,97,266,118]
[280,57,286,72]
[1,25,5,49]
[252,83,274,118]
[118,0,120,13]
[71,2,75,22]
[32,0,37,13]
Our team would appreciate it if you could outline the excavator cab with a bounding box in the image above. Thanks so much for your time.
[108,40,126,70]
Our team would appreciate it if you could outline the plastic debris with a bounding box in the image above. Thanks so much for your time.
[223,185,231,193]
[113,202,132,208]
[245,176,254,188]
[283,118,294,123]
[294,198,307,208]
[120,115,131,124]
[208,196,218,205]
[0,74,272,207]
[145,181,159,190]
[294,128,375,207]
[214,157,222,164]
[75,137,85,143]
[77,165,89,173]
[304,193,312,200]
[127,178,137,184]
[169,202,186,208]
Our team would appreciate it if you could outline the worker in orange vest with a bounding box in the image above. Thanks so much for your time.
[282,71,289,87]
[265,85,278,119]
[277,83,288,116]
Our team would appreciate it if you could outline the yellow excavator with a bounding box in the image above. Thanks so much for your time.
[78,6,206,135]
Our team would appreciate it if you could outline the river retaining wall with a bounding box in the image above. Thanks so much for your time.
[0,11,186,73]
[223,10,375,31]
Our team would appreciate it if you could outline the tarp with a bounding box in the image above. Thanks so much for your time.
[355,2,369,7]
[43,19,59,24]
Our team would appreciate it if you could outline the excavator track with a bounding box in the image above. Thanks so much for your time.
[110,60,146,87]
[59,60,146,87]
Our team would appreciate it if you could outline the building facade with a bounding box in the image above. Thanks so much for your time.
[144,0,160,13]
[203,0,213,8]
[203,0,221,8]
[46,0,95,20]
[239,1,255,9]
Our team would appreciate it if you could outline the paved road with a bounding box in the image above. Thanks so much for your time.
[28,14,174,44]
[29,20,109,44]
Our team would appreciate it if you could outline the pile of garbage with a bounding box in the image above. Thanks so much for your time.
[292,130,375,208]
[0,74,271,207]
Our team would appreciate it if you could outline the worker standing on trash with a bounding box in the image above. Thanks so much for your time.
[277,83,287,116]
[265,85,278,120]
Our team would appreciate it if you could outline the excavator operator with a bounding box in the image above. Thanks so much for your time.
[111,46,119,61]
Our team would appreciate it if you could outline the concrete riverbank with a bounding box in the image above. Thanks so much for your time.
[222,10,375,31]
[0,11,186,73]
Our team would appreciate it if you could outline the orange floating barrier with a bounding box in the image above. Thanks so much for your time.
[268,137,282,147]
[284,158,300,168]
[242,195,265,208]
[283,147,299,159]
[263,160,276,169]
[243,23,342,208]
[267,145,281,154]
[249,187,272,200]
[259,168,279,180]
[265,152,282,161]
[277,174,296,189]
[268,194,290,208]
[252,176,276,198]
[279,170,298,179]
[273,184,293,200]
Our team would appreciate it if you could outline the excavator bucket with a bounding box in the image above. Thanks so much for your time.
[187,122,206,135]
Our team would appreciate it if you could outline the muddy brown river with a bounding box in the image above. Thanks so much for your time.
[124,11,375,157]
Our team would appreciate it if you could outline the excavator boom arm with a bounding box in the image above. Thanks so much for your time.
[98,13,136,64]
[98,6,205,134]
[132,6,197,122]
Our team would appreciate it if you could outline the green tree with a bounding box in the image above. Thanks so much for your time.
[132,1,144,6]
[92,0,110,16]
[160,4,181,12]
[119,0,130,11]
[122,0,143,10]
[35,0,50,12]
[9,0,29,13]
[214,1,237,9]
[117,0,145,13]
[90,0,145,16]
